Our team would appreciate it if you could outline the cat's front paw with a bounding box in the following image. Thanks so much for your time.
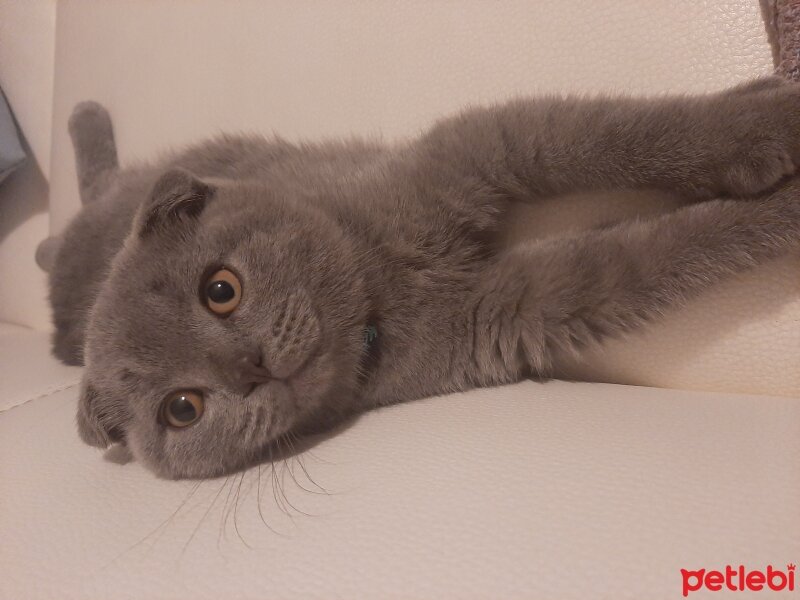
[716,80,800,196]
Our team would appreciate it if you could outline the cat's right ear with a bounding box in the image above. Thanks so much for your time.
[76,377,130,448]
[136,168,215,238]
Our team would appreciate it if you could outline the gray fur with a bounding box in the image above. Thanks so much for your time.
[51,76,800,478]
[69,100,119,204]
[35,102,119,273]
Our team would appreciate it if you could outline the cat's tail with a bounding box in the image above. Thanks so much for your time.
[37,101,119,272]
[69,100,119,205]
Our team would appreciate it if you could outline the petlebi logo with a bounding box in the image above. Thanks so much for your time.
[681,564,795,596]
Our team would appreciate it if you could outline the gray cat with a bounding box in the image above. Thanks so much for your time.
[49,76,800,479]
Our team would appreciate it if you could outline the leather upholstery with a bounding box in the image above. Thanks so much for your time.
[1,331,798,599]
[1,3,798,599]
[0,322,80,412]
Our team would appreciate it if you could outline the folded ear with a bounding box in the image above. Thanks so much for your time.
[137,168,215,238]
[76,377,130,448]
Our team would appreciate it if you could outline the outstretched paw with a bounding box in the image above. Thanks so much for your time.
[716,79,800,196]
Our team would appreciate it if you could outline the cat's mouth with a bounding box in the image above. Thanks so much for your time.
[155,328,366,479]
[247,338,332,429]
[248,330,365,444]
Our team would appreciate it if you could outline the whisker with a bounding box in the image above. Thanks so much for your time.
[273,438,317,517]
[232,471,252,549]
[288,430,334,466]
[285,433,331,495]
[255,464,286,537]
[250,405,267,446]
[152,479,205,547]
[268,445,293,519]
[218,472,239,549]
[283,453,322,495]
[277,458,294,516]
[100,479,203,570]
[182,476,230,558]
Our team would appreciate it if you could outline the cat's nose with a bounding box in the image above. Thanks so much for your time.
[225,349,271,397]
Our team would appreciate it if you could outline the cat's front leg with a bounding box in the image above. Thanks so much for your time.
[466,177,800,384]
[711,78,800,196]
[417,77,800,202]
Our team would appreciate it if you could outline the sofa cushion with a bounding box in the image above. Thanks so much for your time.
[0,323,81,412]
[1,376,798,599]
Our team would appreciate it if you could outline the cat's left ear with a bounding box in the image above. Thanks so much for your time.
[76,376,130,448]
[137,168,215,238]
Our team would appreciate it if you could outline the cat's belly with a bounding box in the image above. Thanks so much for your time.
[499,188,689,248]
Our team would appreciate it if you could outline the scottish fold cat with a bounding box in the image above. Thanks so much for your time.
[49,77,800,478]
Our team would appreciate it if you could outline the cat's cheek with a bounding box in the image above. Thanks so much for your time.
[292,351,343,406]
[290,344,363,424]
[125,419,192,479]
[124,428,168,477]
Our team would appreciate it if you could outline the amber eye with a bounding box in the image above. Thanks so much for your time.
[161,391,204,428]
[204,268,242,315]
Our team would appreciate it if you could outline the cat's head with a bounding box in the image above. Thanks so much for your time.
[77,169,370,478]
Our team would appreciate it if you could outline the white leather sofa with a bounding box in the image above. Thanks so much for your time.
[1,2,798,599]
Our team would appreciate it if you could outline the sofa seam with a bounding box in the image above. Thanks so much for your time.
[0,381,80,415]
